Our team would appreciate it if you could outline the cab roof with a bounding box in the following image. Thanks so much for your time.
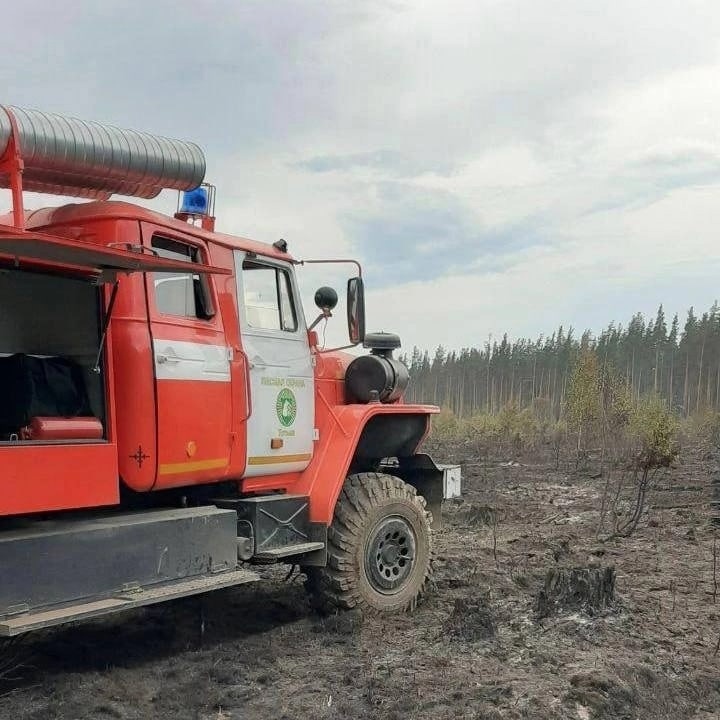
[0,200,295,263]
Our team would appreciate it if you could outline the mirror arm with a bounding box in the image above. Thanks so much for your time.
[298,258,362,277]
[308,309,332,332]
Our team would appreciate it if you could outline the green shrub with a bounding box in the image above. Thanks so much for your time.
[566,349,601,435]
[429,404,562,458]
[628,396,679,470]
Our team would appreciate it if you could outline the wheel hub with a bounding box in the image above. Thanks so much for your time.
[365,516,416,593]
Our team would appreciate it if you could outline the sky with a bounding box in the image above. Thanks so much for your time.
[3,0,720,353]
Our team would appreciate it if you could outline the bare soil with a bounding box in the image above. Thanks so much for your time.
[2,445,720,719]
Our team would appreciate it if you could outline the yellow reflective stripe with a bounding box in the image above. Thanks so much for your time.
[247,453,312,466]
[158,457,229,476]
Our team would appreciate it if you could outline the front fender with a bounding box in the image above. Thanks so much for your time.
[291,402,439,524]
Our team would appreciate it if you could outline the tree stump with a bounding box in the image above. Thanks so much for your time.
[535,565,616,618]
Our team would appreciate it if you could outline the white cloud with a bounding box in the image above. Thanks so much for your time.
[4,0,720,354]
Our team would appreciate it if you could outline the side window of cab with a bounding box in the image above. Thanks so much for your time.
[151,236,215,320]
[241,260,298,332]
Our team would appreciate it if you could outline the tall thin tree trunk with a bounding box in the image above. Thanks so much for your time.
[706,364,712,408]
[697,337,706,415]
[654,347,659,393]
[486,355,491,414]
[532,356,537,406]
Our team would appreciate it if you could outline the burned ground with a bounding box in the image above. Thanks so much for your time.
[1,445,720,719]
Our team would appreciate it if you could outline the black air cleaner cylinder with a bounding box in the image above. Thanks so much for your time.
[345,354,409,404]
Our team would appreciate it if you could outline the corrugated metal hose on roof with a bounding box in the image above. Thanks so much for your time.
[0,105,206,200]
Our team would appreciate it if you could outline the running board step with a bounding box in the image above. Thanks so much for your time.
[254,541,326,560]
[213,494,325,560]
[0,507,240,621]
[0,568,259,637]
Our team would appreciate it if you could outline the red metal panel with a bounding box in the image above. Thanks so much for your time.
[111,282,158,493]
[141,222,236,491]
[0,443,119,516]
[17,201,295,261]
[153,377,233,488]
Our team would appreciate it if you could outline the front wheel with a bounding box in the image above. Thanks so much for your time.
[304,473,433,613]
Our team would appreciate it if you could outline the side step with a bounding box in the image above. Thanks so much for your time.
[213,494,327,563]
[255,541,325,560]
[0,506,243,635]
[0,568,259,637]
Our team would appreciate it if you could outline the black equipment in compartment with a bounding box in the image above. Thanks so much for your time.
[0,354,91,436]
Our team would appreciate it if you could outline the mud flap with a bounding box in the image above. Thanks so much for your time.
[381,454,462,529]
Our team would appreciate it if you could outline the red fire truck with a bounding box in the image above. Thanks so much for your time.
[0,104,460,636]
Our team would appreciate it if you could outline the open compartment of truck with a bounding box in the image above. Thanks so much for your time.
[0,265,118,514]
[0,226,230,516]
[0,270,106,442]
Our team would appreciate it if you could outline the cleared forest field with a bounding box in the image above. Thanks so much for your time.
[1,440,719,720]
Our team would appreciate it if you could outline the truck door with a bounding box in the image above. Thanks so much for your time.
[234,252,314,477]
[144,227,233,489]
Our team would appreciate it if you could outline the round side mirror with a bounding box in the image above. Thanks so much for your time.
[314,286,338,311]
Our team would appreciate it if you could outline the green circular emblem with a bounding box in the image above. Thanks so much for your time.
[276,388,297,427]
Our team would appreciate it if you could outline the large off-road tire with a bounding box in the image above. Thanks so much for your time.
[304,473,433,613]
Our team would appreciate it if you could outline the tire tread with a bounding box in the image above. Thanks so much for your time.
[305,472,434,613]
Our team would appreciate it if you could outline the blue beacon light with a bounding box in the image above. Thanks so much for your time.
[179,186,209,215]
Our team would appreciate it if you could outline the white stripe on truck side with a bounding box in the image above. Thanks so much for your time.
[152,339,231,382]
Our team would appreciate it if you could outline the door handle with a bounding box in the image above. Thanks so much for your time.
[156,353,180,365]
